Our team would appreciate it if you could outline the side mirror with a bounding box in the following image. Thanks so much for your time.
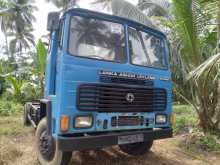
[47,12,60,31]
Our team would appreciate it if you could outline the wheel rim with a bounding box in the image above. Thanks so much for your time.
[39,130,55,161]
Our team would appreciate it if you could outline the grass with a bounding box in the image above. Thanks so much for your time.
[0,101,219,154]
[0,99,30,135]
[0,115,31,136]
[0,100,23,116]
[173,104,220,153]
[173,104,198,134]
[180,131,220,154]
[197,135,220,152]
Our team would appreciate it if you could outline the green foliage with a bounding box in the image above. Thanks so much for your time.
[170,0,220,131]
[5,75,26,102]
[32,39,47,97]
[0,0,37,56]
[35,39,47,76]
[197,135,220,152]
[46,0,79,9]
[173,105,198,134]
[137,0,170,17]
[0,100,22,116]
[0,0,8,8]
[21,83,40,102]
[111,0,156,29]
[0,115,31,135]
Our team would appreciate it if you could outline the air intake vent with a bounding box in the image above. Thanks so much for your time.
[77,83,166,112]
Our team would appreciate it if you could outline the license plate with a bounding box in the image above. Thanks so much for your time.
[118,134,144,145]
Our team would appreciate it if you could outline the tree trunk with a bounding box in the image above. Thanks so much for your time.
[1,20,10,57]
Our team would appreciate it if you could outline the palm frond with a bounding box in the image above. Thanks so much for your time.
[171,0,203,66]
[111,0,156,29]
[138,0,170,17]
[187,53,220,80]
[92,0,112,10]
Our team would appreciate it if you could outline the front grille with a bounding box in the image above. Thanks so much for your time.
[111,116,144,127]
[77,84,167,112]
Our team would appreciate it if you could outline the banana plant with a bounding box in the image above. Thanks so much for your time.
[32,39,47,97]
[5,75,26,102]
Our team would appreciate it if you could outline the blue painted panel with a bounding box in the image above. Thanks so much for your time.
[45,8,172,136]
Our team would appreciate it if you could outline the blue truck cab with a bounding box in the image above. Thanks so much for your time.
[24,8,173,165]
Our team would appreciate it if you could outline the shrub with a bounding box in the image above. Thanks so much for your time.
[0,100,23,116]
[197,135,220,152]
[173,105,198,134]
[182,131,220,153]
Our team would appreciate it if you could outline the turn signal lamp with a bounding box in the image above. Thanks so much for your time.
[170,112,174,128]
[60,115,69,132]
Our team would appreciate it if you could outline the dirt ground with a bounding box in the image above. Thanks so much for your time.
[0,128,220,165]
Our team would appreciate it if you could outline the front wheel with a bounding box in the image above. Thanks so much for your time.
[119,140,153,156]
[36,118,72,165]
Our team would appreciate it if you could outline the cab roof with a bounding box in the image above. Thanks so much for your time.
[63,8,166,39]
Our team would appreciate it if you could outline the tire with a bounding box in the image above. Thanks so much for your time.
[23,103,31,126]
[119,140,153,156]
[36,118,72,165]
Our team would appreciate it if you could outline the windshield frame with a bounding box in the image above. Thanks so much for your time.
[67,14,127,64]
[127,25,169,70]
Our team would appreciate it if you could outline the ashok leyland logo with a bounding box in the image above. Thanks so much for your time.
[126,93,135,103]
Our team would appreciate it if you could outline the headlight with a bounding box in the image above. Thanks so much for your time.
[74,115,93,128]
[155,114,167,124]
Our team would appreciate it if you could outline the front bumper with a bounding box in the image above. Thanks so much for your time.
[58,128,173,151]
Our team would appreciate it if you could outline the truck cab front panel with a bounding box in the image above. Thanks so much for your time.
[45,9,172,136]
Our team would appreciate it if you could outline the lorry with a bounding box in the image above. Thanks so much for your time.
[23,8,173,165]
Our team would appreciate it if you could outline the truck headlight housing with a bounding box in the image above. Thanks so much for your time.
[74,115,93,128]
[155,114,167,124]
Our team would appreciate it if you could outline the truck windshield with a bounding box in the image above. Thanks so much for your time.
[128,27,167,69]
[68,16,126,62]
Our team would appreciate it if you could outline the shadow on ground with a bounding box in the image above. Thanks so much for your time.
[1,130,219,165]
[71,147,181,165]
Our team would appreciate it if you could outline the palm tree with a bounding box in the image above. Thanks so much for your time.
[46,0,78,10]
[8,27,35,55]
[0,0,11,56]
[199,0,220,52]
[96,0,220,131]
[137,0,170,17]
[0,0,37,58]
[94,0,170,30]
[170,0,220,131]
[111,0,156,29]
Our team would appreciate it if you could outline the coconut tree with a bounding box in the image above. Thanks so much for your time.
[199,0,220,52]
[0,0,11,55]
[96,0,220,131]
[111,0,157,29]
[8,27,35,55]
[0,0,37,57]
[170,0,220,131]
[137,0,170,17]
[46,0,78,10]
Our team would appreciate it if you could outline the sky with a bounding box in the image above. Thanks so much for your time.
[33,0,138,41]
[0,0,138,56]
